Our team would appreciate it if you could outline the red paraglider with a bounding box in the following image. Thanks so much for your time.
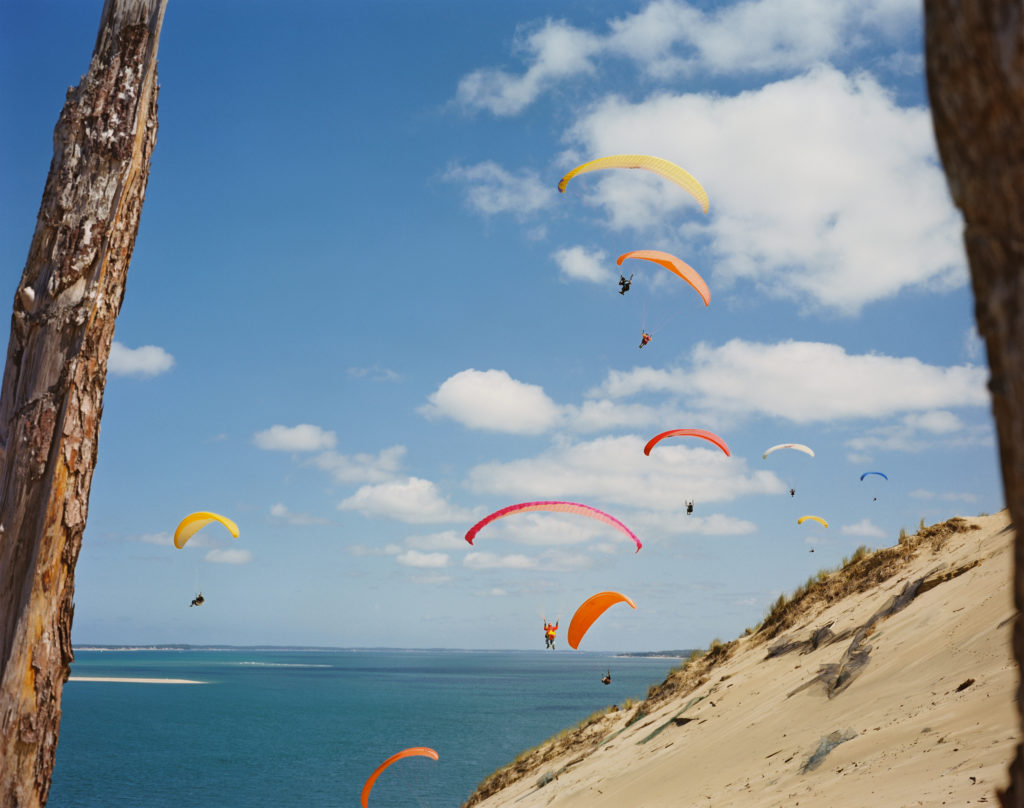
[643,429,730,457]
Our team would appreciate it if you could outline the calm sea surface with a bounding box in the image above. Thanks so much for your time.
[49,648,682,807]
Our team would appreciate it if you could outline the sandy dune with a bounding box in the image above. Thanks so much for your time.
[467,511,1018,807]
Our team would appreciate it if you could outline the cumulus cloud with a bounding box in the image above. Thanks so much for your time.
[311,445,405,484]
[338,477,474,524]
[108,342,175,377]
[468,434,782,511]
[565,66,963,312]
[552,245,615,284]
[456,20,601,115]
[592,340,989,423]
[205,548,253,564]
[136,532,173,546]
[463,551,537,570]
[421,369,564,434]
[253,424,337,452]
[269,503,329,526]
[396,550,449,568]
[455,0,920,114]
[841,518,887,538]
[444,161,552,217]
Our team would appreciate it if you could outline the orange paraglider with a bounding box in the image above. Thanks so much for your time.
[360,747,439,808]
[617,250,710,307]
[568,591,637,649]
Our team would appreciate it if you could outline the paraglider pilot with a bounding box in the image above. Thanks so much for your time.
[639,331,652,349]
[190,593,205,608]
[618,273,633,295]
[601,670,612,685]
[685,500,694,515]
[543,619,559,650]
[789,488,796,498]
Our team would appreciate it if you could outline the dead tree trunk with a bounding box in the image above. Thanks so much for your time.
[924,3,1024,805]
[0,1,166,804]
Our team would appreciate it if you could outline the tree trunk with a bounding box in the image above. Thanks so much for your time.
[924,3,1024,805]
[0,1,166,804]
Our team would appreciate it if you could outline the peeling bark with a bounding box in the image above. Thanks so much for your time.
[924,3,1024,805]
[0,1,166,805]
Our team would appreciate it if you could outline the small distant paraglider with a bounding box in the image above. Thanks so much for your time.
[797,515,829,528]
[568,591,637,650]
[360,747,438,808]
[861,471,888,500]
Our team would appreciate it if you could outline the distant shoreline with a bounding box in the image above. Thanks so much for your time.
[68,677,205,684]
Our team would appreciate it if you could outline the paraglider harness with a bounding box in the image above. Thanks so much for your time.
[601,670,612,685]
[618,274,633,295]
[543,620,558,650]
[685,500,694,515]
[639,332,652,349]
[190,593,205,607]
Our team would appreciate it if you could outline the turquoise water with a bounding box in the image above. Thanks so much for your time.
[49,648,682,807]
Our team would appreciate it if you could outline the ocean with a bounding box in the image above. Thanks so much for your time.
[49,648,683,807]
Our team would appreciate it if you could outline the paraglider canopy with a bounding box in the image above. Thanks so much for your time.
[762,443,814,460]
[173,511,239,549]
[860,471,888,481]
[568,591,637,650]
[557,154,710,214]
[360,747,438,808]
[797,515,829,528]
[617,250,710,307]
[644,429,730,457]
[465,501,642,553]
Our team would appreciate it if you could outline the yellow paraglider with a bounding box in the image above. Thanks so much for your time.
[173,511,239,549]
[568,591,637,650]
[557,154,710,214]
[797,515,828,528]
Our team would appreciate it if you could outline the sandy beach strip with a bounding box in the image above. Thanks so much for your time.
[68,677,205,684]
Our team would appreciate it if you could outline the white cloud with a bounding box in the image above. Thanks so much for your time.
[847,411,992,454]
[841,518,887,538]
[421,369,564,434]
[253,424,337,452]
[269,503,328,526]
[108,342,175,377]
[444,161,552,217]
[205,548,253,564]
[454,0,921,114]
[338,477,474,524]
[463,551,537,570]
[468,434,782,511]
[552,245,615,284]
[456,20,601,115]
[136,532,172,546]
[593,340,989,423]
[396,550,449,568]
[566,66,964,312]
[311,445,406,484]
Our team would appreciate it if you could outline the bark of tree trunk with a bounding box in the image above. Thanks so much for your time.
[0,1,166,804]
[924,3,1024,806]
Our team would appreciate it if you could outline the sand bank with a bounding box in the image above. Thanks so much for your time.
[68,677,205,684]
[467,511,1017,807]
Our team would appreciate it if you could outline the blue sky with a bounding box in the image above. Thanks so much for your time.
[0,0,1003,651]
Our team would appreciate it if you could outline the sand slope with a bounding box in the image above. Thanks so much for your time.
[467,512,1017,807]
